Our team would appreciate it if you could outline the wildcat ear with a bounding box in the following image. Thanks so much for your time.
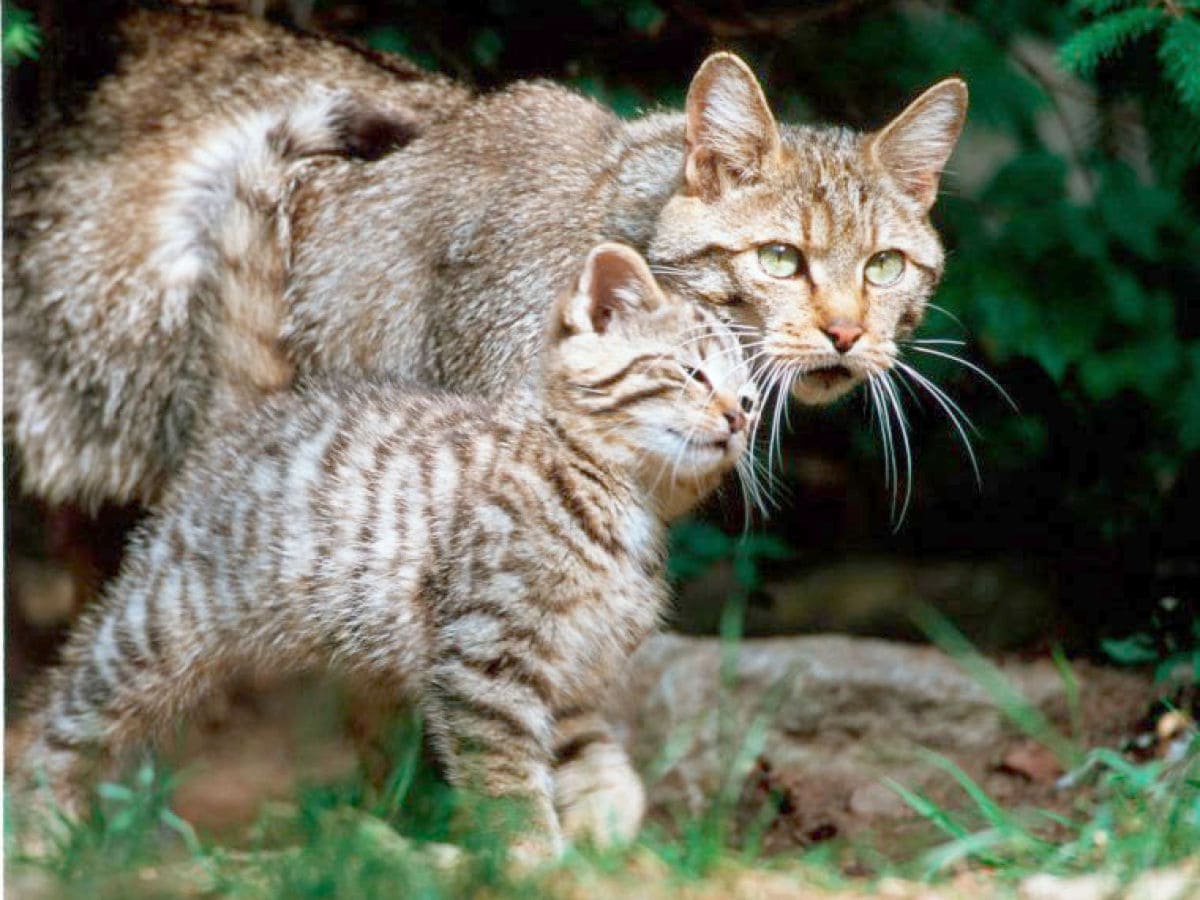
[684,52,782,201]
[560,243,665,335]
[868,77,968,209]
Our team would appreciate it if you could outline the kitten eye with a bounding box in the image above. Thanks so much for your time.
[757,244,803,279]
[864,250,906,286]
[682,365,710,386]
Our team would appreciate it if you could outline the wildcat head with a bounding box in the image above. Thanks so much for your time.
[649,53,967,406]
[545,242,759,518]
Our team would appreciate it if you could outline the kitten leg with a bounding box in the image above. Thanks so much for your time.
[422,664,562,860]
[12,584,243,842]
[552,707,645,847]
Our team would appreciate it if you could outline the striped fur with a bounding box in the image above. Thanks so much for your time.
[13,244,758,857]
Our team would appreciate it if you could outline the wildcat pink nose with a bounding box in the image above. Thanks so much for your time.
[823,320,865,353]
[723,408,747,434]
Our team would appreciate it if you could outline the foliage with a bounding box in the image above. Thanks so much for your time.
[1061,1,1200,117]
[3,2,40,64]
[890,744,1200,881]
[667,519,791,600]
[899,605,1200,882]
[1102,595,1200,683]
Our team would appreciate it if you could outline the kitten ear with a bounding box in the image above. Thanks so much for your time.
[684,52,782,201]
[868,77,968,209]
[561,243,665,335]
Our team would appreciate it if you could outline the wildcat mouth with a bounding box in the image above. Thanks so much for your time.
[801,365,853,386]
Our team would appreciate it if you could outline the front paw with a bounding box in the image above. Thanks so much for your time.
[555,743,645,847]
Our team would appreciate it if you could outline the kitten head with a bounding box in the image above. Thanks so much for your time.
[649,53,967,406]
[545,242,759,518]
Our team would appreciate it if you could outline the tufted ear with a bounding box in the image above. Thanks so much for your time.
[559,243,665,335]
[868,78,968,210]
[684,52,782,201]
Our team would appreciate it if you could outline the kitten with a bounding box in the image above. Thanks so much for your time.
[12,158,758,853]
[6,16,965,513]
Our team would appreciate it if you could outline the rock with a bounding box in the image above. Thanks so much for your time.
[672,556,1056,651]
[612,634,1148,836]
[847,782,913,819]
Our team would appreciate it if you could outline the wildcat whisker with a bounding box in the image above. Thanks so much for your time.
[894,359,980,437]
[907,346,1019,411]
[867,376,894,494]
[923,303,968,332]
[893,360,982,486]
[878,371,914,528]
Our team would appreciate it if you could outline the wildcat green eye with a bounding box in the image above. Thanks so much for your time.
[864,250,906,286]
[757,244,803,279]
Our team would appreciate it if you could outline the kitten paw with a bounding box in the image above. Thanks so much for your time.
[555,743,645,847]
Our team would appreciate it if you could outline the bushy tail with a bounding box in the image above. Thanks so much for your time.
[161,92,368,412]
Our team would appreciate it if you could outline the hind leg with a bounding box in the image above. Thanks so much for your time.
[10,571,248,849]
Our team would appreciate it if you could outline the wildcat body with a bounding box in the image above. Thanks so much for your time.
[287,63,964,412]
[4,5,470,508]
[6,11,965,510]
[14,216,757,852]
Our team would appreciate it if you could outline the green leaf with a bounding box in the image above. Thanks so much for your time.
[1101,633,1160,665]
[1096,163,1177,259]
[471,28,503,68]
[1153,651,1191,684]
[1159,16,1200,115]
[1175,347,1200,451]
[667,519,735,582]
[96,782,134,802]
[1077,333,1182,401]
[625,0,666,36]
[2,3,40,64]
[1070,0,1137,14]
[1059,6,1165,77]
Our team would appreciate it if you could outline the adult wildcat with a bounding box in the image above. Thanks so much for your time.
[5,4,966,512]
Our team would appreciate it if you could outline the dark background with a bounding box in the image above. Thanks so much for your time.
[4,0,1199,666]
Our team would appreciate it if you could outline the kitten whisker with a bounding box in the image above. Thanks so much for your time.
[765,361,795,479]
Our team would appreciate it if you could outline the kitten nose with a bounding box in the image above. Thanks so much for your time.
[723,407,747,434]
[823,320,865,353]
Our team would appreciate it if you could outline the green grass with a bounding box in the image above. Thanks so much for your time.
[8,609,1199,896]
[17,734,1192,898]
[890,607,1200,887]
